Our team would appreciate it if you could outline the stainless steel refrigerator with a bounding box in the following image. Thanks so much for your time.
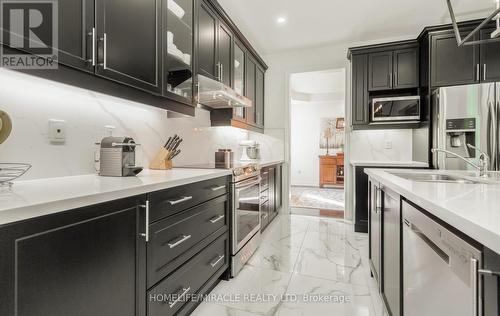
[432,83,499,171]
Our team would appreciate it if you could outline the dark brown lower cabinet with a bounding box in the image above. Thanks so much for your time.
[0,197,147,316]
[260,164,283,232]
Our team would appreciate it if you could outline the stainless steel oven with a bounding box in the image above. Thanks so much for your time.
[371,96,420,123]
[231,174,261,276]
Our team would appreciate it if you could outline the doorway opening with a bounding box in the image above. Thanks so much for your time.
[289,68,346,218]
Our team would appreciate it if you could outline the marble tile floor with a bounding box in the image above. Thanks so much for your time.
[192,214,387,316]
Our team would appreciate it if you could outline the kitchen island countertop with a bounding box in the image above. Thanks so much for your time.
[365,168,500,253]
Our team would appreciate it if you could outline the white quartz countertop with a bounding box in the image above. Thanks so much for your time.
[0,168,232,226]
[350,160,429,167]
[365,168,500,254]
[258,159,285,167]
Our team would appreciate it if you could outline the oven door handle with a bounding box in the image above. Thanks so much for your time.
[235,177,261,189]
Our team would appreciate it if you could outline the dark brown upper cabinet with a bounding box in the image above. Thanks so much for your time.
[4,0,267,119]
[352,54,370,126]
[480,28,500,83]
[95,0,161,93]
[393,48,419,89]
[218,22,233,87]
[163,0,194,105]
[245,55,256,126]
[255,65,265,127]
[368,48,418,91]
[369,51,393,91]
[232,40,246,122]
[197,1,218,80]
[430,30,479,87]
[58,0,95,73]
[196,0,234,86]
[201,0,267,133]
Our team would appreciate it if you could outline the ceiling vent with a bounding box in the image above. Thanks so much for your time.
[446,0,500,46]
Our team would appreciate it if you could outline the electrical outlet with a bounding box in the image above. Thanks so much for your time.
[384,140,393,149]
[49,119,66,144]
[104,125,115,136]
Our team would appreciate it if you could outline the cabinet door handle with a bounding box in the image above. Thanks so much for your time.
[484,64,487,81]
[476,64,480,81]
[209,214,225,224]
[210,255,225,267]
[216,62,221,81]
[139,201,149,242]
[167,234,192,249]
[87,28,96,66]
[168,287,191,308]
[211,185,226,191]
[220,64,224,82]
[99,33,107,69]
[376,187,382,213]
[168,196,193,205]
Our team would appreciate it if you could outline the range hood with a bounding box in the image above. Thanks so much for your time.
[197,74,252,109]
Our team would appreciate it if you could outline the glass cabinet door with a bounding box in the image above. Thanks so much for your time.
[233,42,246,120]
[164,0,193,103]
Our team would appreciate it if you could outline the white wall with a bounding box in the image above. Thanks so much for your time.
[290,99,344,186]
[0,69,283,180]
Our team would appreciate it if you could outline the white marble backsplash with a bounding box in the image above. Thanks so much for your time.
[349,129,413,162]
[0,69,284,180]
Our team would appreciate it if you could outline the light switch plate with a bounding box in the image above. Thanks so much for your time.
[49,119,66,143]
[384,140,392,149]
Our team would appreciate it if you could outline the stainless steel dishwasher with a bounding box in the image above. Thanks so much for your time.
[402,201,482,316]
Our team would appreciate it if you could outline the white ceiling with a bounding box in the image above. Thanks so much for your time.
[218,0,497,54]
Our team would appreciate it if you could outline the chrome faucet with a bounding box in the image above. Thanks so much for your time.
[431,145,490,177]
[467,144,490,177]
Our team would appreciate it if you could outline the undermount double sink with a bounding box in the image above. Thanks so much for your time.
[392,172,500,184]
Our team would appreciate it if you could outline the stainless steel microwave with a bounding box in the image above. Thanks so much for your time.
[371,96,420,122]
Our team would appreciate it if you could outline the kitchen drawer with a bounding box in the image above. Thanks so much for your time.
[149,176,229,223]
[148,233,229,316]
[148,194,229,286]
[260,190,269,205]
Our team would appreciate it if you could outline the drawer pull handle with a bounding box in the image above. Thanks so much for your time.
[168,196,193,205]
[211,185,226,191]
[167,235,192,249]
[210,255,225,268]
[209,214,225,224]
[168,286,191,308]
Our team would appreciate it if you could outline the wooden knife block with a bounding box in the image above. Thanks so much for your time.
[149,147,173,170]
